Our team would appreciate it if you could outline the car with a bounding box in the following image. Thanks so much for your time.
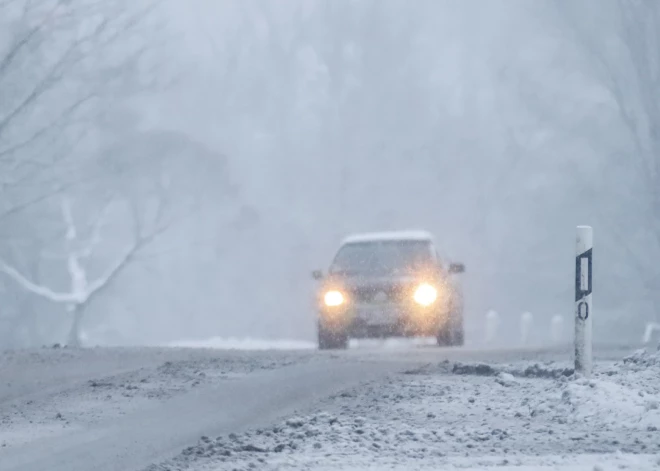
[311,230,465,349]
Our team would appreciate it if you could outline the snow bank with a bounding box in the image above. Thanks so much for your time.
[552,348,660,431]
[622,348,660,368]
[557,377,660,430]
[449,349,660,432]
[154,408,660,470]
[450,360,575,378]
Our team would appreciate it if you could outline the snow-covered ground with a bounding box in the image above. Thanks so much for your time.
[2,342,657,471]
[167,336,438,350]
[149,348,660,471]
[168,337,318,350]
[0,346,315,450]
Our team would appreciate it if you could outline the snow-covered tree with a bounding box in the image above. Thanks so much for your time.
[0,0,171,346]
[1,194,167,346]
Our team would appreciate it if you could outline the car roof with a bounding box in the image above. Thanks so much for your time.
[340,230,434,245]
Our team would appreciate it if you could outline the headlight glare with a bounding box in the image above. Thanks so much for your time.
[324,290,345,307]
[413,283,437,306]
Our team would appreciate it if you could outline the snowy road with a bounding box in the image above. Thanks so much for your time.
[0,342,653,471]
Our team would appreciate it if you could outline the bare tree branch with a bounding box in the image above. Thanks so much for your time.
[0,92,96,160]
[0,1,170,347]
[0,259,78,302]
[0,2,59,81]
[84,239,139,302]
[0,39,80,139]
[0,129,95,222]
[0,0,162,182]
[77,194,115,259]
[545,0,660,317]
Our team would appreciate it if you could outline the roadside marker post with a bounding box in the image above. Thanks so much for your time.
[575,226,593,376]
[551,314,564,344]
[485,310,499,345]
[642,323,660,345]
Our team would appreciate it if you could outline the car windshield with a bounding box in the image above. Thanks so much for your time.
[329,240,433,275]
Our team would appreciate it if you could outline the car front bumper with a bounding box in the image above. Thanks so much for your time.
[319,303,449,338]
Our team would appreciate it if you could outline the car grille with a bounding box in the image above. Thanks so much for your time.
[349,283,411,304]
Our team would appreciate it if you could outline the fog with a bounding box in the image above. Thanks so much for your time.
[1,0,658,348]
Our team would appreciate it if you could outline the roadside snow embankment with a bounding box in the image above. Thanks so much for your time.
[450,350,660,432]
[150,349,660,471]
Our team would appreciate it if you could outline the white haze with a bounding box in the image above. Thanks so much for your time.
[0,0,658,348]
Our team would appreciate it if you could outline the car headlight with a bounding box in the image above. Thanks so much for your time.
[413,283,437,306]
[324,290,345,307]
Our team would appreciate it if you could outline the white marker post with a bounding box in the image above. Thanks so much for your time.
[642,323,660,345]
[575,226,593,376]
[551,315,564,344]
[485,310,499,345]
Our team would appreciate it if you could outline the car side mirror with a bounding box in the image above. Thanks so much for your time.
[448,263,465,274]
[311,269,324,280]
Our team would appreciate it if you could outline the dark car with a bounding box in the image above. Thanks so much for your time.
[311,230,465,349]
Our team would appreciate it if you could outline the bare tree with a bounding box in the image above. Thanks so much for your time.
[0,178,184,347]
[0,0,167,346]
[0,0,162,219]
[0,117,231,347]
[544,0,660,318]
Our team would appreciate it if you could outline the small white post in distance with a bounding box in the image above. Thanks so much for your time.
[642,323,660,345]
[485,310,499,345]
[551,314,564,344]
[575,226,593,376]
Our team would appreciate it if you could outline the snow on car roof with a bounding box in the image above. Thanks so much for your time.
[341,230,434,245]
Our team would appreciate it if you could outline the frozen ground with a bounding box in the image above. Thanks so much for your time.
[167,336,438,350]
[1,343,436,471]
[168,337,318,350]
[0,346,314,451]
[148,348,660,471]
[1,341,655,471]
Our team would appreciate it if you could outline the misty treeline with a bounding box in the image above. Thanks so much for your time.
[0,0,657,347]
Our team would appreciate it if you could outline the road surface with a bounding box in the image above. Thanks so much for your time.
[0,342,646,471]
